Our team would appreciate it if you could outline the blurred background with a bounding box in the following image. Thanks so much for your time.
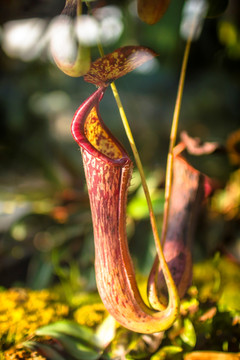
[0,0,239,292]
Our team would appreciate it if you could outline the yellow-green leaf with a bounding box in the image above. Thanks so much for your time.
[180,318,196,348]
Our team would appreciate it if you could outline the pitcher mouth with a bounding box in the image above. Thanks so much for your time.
[71,87,130,167]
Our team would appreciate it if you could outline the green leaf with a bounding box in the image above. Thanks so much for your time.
[58,336,101,360]
[35,320,99,348]
[23,341,67,360]
[35,321,102,359]
[151,345,183,360]
[207,0,229,18]
[218,283,240,313]
[38,333,101,360]
[180,319,196,348]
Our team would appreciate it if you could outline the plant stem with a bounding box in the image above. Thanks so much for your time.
[161,35,193,247]
[110,82,182,314]
[76,0,82,16]
[110,82,163,255]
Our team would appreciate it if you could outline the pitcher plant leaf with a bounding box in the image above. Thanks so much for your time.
[148,153,212,310]
[71,88,179,334]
